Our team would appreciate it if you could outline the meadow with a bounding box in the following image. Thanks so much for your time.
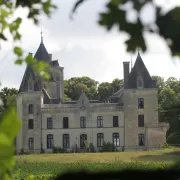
[13,148,180,180]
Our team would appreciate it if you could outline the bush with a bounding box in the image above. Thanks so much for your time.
[100,142,116,152]
[167,132,180,145]
[53,146,67,153]
[20,148,24,155]
[88,143,96,153]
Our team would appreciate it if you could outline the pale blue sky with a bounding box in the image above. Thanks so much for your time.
[0,0,180,89]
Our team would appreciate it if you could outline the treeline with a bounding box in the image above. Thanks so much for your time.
[0,76,180,144]
[64,77,123,102]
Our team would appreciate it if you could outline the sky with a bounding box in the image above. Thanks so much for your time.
[0,0,180,89]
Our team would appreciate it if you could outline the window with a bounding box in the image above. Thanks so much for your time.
[97,116,103,128]
[137,76,143,89]
[80,117,86,128]
[138,115,144,127]
[113,116,119,127]
[47,117,53,129]
[97,133,104,147]
[138,134,145,146]
[138,98,144,109]
[28,137,34,149]
[113,133,120,147]
[47,134,54,148]
[28,104,34,114]
[80,134,87,149]
[63,134,70,148]
[63,117,69,128]
[28,119,34,129]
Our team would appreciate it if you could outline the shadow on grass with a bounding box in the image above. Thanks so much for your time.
[134,150,180,161]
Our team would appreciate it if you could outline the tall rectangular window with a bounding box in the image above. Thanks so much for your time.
[47,134,54,148]
[97,116,103,128]
[47,117,53,129]
[80,117,86,128]
[138,134,145,146]
[97,133,104,147]
[28,137,34,149]
[28,104,34,114]
[28,119,34,129]
[138,115,144,127]
[63,134,70,148]
[113,133,120,147]
[63,117,69,128]
[138,98,144,109]
[113,116,119,127]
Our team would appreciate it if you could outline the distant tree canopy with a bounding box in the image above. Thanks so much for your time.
[0,87,18,119]
[63,75,180,144]
[71,0,180,57]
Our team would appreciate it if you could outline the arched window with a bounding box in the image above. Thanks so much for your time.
[80,134,87,149]
[47,134,54,148]
[113,133,120,147]
[63,134,70,148]
[28,104,34,114]
[137,76,143,89]
[97,133,104,147]
[138,134,145,146]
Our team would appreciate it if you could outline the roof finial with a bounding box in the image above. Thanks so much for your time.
[40,30,43,43]
[40,18,43,44]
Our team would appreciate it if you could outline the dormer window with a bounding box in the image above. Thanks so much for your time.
[137,76,143,89]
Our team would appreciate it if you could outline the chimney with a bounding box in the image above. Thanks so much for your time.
[123,62,130,89]
[49,54,52,61]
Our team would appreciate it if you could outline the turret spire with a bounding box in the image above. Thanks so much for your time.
[40,30,43,44]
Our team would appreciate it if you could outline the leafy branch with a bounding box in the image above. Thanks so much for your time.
[71,0,180,56]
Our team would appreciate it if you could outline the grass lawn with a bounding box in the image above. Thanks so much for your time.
[13,148,180,179]
[15,148,180,163]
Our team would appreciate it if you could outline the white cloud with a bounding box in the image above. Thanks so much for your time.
[0,0,180,90]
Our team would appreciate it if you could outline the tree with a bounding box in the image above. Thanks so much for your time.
[0,87,18,110]
[111,78,123,93]
[152,75,165,94]
[71,0,180,56]
[0,1,56,179]
[64,77,98,100]
[98,82,113,102]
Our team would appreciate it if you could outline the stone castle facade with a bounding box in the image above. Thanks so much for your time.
[16,38,169,153]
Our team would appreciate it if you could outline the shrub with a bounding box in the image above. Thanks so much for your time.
[167,132,180,145]
[53,146,67,153]
[88,143,96,153]
[100,142,116,152]
[20,148,24,155]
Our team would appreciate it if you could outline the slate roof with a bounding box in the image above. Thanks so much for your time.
[34,42,51,62]
[18,40,54,93]
[127,52,156,89]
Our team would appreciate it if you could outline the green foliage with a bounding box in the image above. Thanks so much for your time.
[71,0,180,56]
[63,77,123,101]
[100,142,116,152]
[0,108,21,180]
[98,82,113,102]
[167,132,180,145]
[13,161,175,178]
[53,147,67,153]
[88,143,96,153]
[64,77,98,100]
[0,0,57,179]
